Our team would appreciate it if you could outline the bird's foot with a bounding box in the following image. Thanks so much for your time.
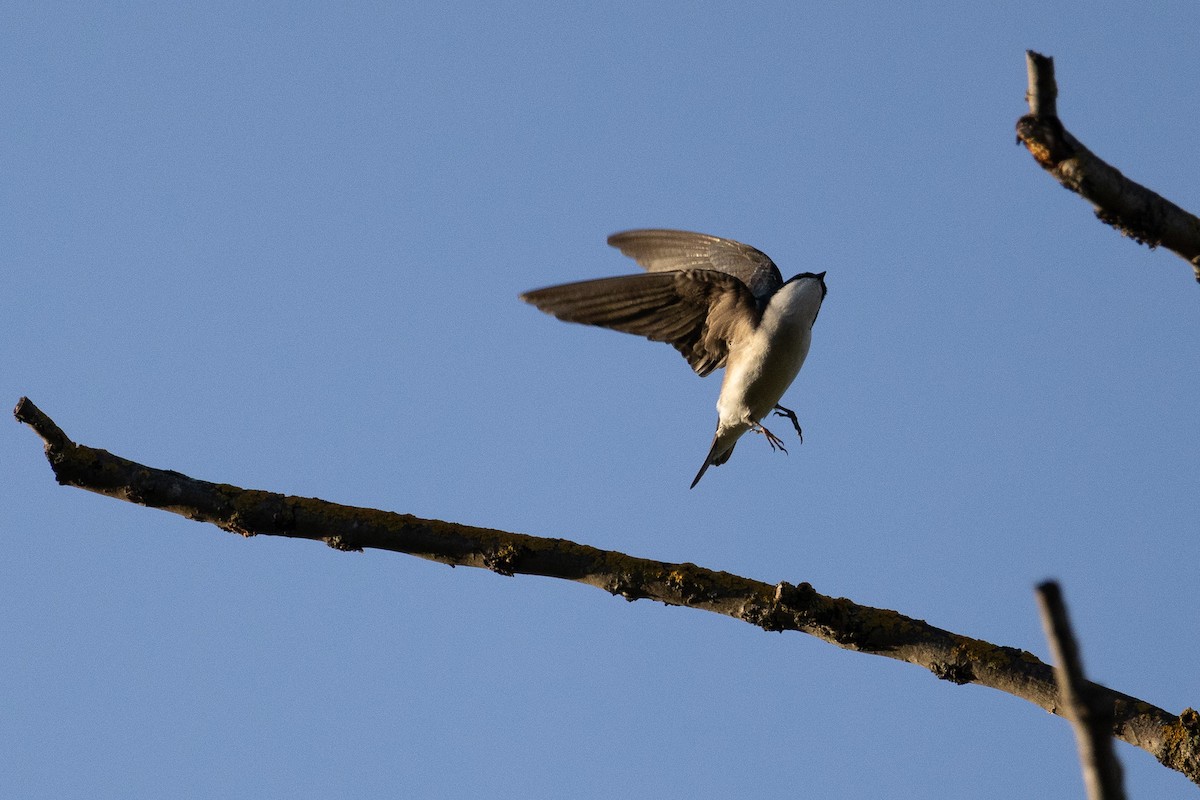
[754,423,789,455]
[772,404,804,444]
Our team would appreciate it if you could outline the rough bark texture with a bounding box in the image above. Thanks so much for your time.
[14,396,1200,785]
[1037,581,1128,800]
[1016,50,1200,283]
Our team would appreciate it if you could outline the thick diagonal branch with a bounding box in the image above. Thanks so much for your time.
[1016,50,1200,283]
[14,396,1200,785]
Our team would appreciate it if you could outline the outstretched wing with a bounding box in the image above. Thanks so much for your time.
[607,229,783,304]
[520,270,758,376]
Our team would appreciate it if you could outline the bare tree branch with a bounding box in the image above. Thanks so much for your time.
[1016,50,1200,283]
[14,396,1200,785]
[1037,581,1127,800]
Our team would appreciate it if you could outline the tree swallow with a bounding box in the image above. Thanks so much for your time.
[521,229,826,488]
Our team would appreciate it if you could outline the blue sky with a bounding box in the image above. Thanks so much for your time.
[4,2,1199,797]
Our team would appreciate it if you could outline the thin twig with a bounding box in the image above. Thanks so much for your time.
[1024,51,1057,118]
[1036,581,1127,800]
[1016,50,1200,283]
[13,396,1200,785]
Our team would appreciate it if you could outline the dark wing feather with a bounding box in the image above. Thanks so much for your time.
[520,270,758,376]
[606,229,783,303]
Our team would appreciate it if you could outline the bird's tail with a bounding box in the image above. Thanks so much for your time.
[690,435,736,489]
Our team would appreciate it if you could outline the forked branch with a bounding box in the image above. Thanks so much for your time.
[1016,50,1200,283]
[14,396,1200,785]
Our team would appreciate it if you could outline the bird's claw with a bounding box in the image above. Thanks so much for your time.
[772,404,804,444]
[754,423,789,455]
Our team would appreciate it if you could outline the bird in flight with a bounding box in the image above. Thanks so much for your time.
[521,229,826,488]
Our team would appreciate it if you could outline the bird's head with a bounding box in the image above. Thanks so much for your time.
[796,271,827,300]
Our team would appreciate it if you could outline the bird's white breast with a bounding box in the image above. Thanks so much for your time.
[717,278,821,427]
